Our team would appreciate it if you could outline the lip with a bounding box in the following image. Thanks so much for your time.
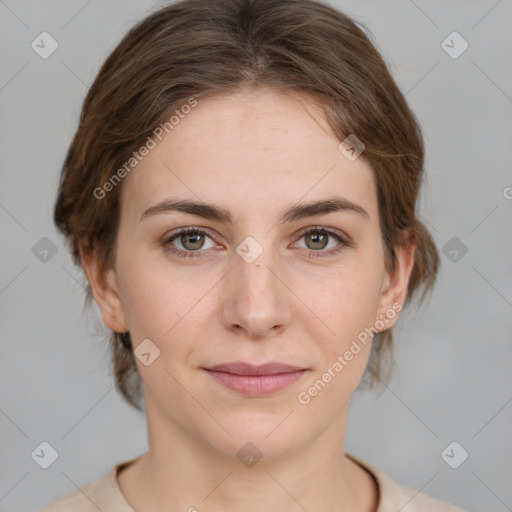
[203,362,307,395]
[206,362,305,375]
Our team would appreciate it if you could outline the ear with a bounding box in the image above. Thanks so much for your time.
[80,242,128,333]
[374,234,416,329]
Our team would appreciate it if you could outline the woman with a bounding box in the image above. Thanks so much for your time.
[40,0,465,510]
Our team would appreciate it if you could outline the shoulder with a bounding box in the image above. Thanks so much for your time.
[38,477,105,512]
[346,453,467,512]
[37,460,134,512]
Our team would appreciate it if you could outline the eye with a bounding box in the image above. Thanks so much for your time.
[293,226,350,257]
[163,227,216,258]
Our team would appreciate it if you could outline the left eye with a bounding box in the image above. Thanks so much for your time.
[295,227,345,252]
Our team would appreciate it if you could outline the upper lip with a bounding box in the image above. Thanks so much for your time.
[205,362,306,375]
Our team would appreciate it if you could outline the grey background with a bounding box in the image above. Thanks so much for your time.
[1,1,511,511]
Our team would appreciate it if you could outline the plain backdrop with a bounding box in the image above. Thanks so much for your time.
[1,1,511,511]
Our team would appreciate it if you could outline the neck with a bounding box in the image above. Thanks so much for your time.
[118,394,378,512]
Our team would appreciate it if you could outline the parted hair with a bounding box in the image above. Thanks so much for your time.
[54,0,440,411]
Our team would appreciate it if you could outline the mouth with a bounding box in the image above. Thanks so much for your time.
[203,362,308,395]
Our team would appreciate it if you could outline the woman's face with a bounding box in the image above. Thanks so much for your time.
[85,87,413,461]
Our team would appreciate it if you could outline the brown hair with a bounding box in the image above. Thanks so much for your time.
[54,0,440,411]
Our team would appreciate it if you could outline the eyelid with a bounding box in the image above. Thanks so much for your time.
[294,225,349,243]
[162,226,217,248]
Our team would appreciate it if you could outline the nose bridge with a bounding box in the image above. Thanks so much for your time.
[221,236,291,337]
[235,237,281,308]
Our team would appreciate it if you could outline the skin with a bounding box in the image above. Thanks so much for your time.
[81,87,415,512]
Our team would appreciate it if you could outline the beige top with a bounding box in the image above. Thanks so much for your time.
[38,453,466,511]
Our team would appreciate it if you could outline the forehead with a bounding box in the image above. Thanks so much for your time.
[120,88,378,226]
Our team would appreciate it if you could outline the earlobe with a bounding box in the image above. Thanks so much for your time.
[80,243,128,333]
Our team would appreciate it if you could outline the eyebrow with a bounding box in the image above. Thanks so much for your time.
[140,196,369,224]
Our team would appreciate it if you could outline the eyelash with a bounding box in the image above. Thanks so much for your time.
[162,226,352,260]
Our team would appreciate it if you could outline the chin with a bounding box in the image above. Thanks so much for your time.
[196,411,312,464]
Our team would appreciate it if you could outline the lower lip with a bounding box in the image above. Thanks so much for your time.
[204,369,306,395]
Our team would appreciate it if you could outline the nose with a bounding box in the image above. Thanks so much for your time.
[220,247,292,339]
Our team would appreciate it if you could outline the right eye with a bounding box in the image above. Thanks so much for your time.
[163,227,218,258]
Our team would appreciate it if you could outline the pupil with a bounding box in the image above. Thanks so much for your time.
[184,232,203,250]
[309,232,327,249]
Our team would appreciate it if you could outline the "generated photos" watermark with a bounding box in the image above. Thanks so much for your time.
[297,302,402,405]
[93,97,198,200]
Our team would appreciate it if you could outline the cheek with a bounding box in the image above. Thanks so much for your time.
[116,249,214,348]
[115,246,170,337]
[303,260,384,344]
[295,271,383,408]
